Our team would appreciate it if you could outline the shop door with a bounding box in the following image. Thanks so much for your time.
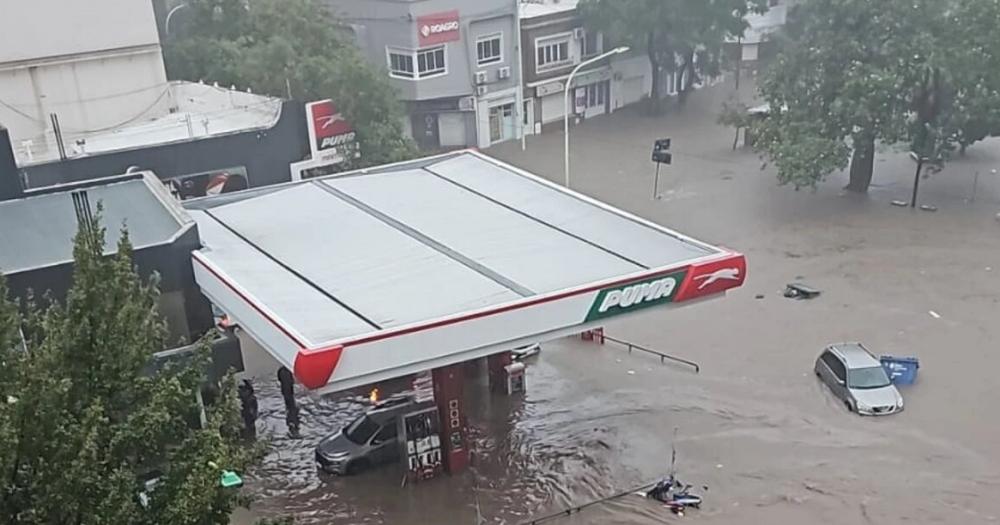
[412,113,440,150]
[488,103,515,144]
[438,112,467,147]
[583,80,609,119]
[523,99,535,135]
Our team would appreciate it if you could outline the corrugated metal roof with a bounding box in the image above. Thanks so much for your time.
[190,152,719,346]
[0,173,190,274]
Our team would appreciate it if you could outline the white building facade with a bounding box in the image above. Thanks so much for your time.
[0,0,171,164]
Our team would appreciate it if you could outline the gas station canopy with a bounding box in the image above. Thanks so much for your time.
[187,152,746,393]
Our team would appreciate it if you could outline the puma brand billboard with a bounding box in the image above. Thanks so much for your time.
[306,99,356,159]
[585,270,687,321]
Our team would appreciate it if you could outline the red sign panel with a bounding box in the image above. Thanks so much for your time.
[417,10,460,46]
[306,99,355,155]
[673,253,747,302]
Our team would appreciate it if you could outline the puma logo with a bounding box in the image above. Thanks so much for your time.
[316,114,346,129]
[693,267,741,289]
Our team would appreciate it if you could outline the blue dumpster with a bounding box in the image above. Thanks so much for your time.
[880,355,919,385]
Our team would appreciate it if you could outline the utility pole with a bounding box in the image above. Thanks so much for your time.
[514,0,526,150]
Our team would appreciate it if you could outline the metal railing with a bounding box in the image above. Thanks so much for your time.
[603,335,700,373]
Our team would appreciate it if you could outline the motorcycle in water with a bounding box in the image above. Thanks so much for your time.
[639,475,704,515]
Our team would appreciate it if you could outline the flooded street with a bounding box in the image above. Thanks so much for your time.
[240,81,1000,524]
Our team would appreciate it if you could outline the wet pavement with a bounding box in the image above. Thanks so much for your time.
[237,78,1000,524]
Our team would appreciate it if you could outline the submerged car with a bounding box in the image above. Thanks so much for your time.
[315,395,430,475]
[814,343,903,416]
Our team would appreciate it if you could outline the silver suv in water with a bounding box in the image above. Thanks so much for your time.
[315,395,431,475]
[814,343,903,415]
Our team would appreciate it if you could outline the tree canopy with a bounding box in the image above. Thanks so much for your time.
[580,0,766,109]
[753,0,1000,191]
[0,213,252,524]
[164,0,416,168]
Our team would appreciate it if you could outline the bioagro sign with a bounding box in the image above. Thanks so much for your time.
[417,10,460,46]
[306,99,356,158]
[585,271,687,322]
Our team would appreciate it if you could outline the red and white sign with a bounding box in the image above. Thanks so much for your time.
[417,10,460,46]
[673,253,748,302]
[306,99,356,158]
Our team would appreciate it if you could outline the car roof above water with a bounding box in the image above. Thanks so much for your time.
[829,342,880,369]
[367,397,432,422]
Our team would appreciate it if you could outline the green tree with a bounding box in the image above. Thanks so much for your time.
[580,0,766,111]
[937,0,1000,154]
[0,213,253,524]
[753,0,1000,192]
[164,0,416,168]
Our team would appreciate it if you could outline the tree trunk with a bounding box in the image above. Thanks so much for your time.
[846,133,875,193]
[677,49,696,105]
[647,32,663,114]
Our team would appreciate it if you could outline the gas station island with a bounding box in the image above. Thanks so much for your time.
[186,151,746,476]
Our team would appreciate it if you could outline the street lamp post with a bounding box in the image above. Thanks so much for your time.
[563,46,630,188]
[165,3,188,36]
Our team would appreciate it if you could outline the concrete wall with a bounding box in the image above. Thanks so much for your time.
[0,0,170,158]
[0,0,161,63]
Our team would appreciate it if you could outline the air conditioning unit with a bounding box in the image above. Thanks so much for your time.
[497,66,511,80]
[474,71,489,85]
[476,85,489,96]
[458,96,475,111]
[573,27,585,40]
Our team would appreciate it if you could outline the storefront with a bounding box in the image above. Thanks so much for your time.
[409,97,476,150]
[531,66,613,127]
[476,86,519,148]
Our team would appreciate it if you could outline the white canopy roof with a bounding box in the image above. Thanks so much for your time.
[188,152,746,392]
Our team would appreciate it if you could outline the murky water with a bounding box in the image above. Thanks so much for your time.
[242,331,1000,525]
[244,345,658,525]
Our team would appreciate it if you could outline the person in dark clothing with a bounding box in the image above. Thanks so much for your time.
[237,379,258,439]
[277,366,301,438]
[277,366,295,408]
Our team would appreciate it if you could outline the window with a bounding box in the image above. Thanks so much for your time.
[585,81,607,108]
[388,50,415,78]
[489,103,514,143]
[417,46,446,77]
[387,45,447,79]
[847,367,891,389]
[477,33,503,65]
[344,415,380,444]
[372,423,398,444]
[536,35,571,72]
[581,30,602,57]
[821,351,846,381]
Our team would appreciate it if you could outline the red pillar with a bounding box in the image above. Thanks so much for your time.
[432,363,469,473]
[487,351,513,392]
